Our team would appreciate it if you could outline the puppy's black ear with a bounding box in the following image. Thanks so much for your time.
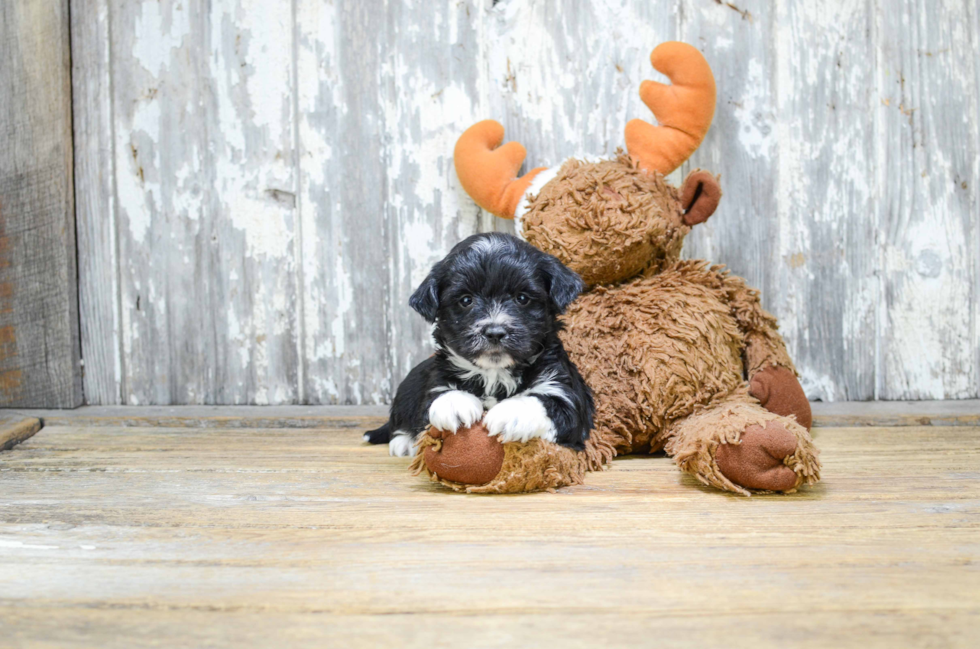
[409,262,442,322]
[541,254,584,313]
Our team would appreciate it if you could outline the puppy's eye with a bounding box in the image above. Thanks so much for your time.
[515,293,531,306]
[458,295,474,309]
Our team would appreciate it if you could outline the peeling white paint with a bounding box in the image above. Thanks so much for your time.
[799,367,841,402]
[132,1,189,77]
[732,60,773,159]
[223,187,294,260]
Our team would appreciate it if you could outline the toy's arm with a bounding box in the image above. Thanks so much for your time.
[725,278,795,376]
[723,275,811,429]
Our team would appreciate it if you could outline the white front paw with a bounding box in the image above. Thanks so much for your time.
[483,396,556,444]
[428,390,484,432]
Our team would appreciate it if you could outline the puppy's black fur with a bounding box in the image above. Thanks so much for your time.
[365,232,594,452]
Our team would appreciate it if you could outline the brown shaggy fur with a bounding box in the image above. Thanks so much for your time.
[415,155,820,495]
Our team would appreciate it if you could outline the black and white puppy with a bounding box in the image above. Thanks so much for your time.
[365,232,594,457]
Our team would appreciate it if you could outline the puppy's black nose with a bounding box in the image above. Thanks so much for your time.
[483,324,508,344]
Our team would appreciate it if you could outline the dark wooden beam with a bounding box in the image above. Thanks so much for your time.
[0,0,82,407]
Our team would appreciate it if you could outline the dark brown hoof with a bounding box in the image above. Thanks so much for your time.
[423,421,504,486]
[716,422,799,492]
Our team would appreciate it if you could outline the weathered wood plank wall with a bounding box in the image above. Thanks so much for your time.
[0,0,83,408]
[71,0,979,405]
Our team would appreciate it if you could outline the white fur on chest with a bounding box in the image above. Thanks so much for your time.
[445,347,519,398]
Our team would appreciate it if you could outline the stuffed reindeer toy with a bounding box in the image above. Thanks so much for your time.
[411,42,820,495]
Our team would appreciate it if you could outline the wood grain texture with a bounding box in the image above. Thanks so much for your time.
[106,0,300,405]
[876,0,979,399]
[71,0,123,406]
[68,0,980,404]
[682,0,776,311]
[0,422,978,647]
[772,0,878,400]
[0,0,82,408]
[296,0,391,405]
[1,610,977,649]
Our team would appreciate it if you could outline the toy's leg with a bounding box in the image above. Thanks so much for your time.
[663,395,820,496]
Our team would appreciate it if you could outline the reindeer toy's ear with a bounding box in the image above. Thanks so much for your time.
[680,169,723,226]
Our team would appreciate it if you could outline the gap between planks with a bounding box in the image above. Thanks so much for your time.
[2,400,979,432]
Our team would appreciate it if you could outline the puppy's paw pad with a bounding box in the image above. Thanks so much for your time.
[428,390,484,432]
[388,435,416,457]
[484,396,556,444]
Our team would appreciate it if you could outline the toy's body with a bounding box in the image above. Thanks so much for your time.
[412,42,821,495]
[562,255,817,495]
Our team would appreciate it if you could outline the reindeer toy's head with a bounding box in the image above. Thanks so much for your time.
[454,42,720,286]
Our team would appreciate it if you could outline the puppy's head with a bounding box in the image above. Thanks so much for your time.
[410,233,583,369]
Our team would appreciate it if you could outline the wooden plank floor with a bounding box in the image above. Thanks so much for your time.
[1,419,978,647]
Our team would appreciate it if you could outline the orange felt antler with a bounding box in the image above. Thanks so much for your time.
[453,120,546,219]
[625,42,716,176]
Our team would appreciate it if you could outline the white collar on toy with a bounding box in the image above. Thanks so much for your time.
[513,164,561,239]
